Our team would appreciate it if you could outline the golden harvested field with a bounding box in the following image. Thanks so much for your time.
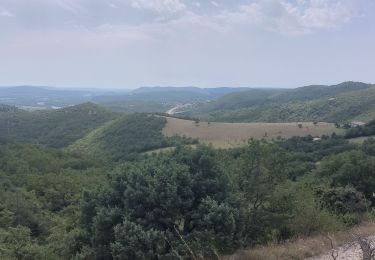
[163,117,343,148]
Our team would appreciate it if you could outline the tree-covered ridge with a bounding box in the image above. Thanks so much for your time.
[0,103,116,148]
[69,113,197,161]
[187,82,375,123]
[345,119,375,139]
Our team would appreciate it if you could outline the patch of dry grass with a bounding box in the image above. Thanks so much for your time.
[348,136,375,144]
[224,221,375,260]
[163,117,343,148]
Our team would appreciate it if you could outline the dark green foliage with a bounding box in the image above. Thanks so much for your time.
[279,135,356,161]
[111,220,166,259]
[317,186,368,215]
[363,138,375,156]
[99,115,178,161]
[316,150,375,204]
[78,140,370,258]
[70,114,197,161]
[345,120,375,139]
[0,140,106,259]
[79,146,243,258]
[0,103,116,148]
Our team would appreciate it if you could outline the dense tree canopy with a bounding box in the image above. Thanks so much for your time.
[0,109,374,259]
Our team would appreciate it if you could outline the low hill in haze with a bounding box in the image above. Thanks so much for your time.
[0,86,112,109]
[0,85,250,113]
[92,86,251,112]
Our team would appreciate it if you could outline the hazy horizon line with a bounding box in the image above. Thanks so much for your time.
[0,80,370,91]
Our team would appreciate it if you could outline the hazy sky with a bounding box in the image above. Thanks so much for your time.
[0,0,374,88]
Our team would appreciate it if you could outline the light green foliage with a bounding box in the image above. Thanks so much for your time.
[0,226,44,259]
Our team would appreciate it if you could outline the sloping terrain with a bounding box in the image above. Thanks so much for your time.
[187,82,375,123]
[68,114,196,161]
[0,103,116,147]
[93,86,251,113]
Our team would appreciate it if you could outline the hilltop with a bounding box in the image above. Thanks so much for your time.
[0,102,116,147]
[68,113,196,161]
[185,82,375,123]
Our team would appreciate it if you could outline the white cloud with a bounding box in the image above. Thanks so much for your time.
[211,1,219,8]
[53,0,85,13]
[215,0,357,35]
[130,0,186,13]
[109,3,119,9]
[0,0,362,39]
[0,7,14,17]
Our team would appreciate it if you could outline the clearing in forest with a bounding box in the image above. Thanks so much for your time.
[163,117,343,148]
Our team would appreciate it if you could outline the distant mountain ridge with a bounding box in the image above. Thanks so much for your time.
[0,85,251,112]
[1,82,374,123]
[185,81,375,123]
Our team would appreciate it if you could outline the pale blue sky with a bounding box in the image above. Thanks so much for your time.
[0,0,374,88]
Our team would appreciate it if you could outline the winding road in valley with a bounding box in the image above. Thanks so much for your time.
[166,104,192,115]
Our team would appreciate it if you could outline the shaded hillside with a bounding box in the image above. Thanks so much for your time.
[187,82,375,123]
[69,114,196,161]
[0,103,116,147]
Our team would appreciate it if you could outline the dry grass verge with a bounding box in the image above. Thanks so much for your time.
[224,221,375,260]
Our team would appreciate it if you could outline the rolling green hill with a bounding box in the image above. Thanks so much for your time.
[186,82,375,123]
[0,103,116,147]
[68,114,197,161]
[0,103,195,159]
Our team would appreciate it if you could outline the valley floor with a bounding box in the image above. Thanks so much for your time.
[163,117,343,148]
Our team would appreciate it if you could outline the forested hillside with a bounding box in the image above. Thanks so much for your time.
[187,82,375,123]
[69,114,197,161]
[0,103,116,147]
